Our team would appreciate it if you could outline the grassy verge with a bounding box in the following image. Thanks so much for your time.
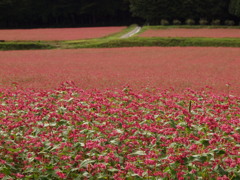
[66,37,240,48]
[0,41,54,51]
[63,24,138,44]
[139,25,240,35]
[143,25,240,30]
[1,37,240,50]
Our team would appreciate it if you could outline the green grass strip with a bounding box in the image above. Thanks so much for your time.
[0,41,54,51]
[64,24,138,44]
[143,25,240,30]
[66,37,240,48]
[2,37,240,50]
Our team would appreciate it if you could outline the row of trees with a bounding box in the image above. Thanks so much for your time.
[130,0,240,24]
[0,0,239,28]
[0,0,132,28]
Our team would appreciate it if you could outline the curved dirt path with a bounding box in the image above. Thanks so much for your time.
[120,26,141,39]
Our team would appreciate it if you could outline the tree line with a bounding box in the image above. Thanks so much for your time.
[0,0,239,28]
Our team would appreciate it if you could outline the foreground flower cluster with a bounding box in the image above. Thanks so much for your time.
[0,82,240,179]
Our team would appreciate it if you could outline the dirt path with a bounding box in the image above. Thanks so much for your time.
[120,26,141,39]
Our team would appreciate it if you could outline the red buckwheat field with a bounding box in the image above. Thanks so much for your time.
[1,0,240,178]
[0,47,240,179]
[0,47,240,94]
[0,27,125,41]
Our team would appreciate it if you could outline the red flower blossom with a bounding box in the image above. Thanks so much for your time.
[56,171,66,179]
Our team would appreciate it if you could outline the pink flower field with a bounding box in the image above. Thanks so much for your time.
[139,28,240,38]
[0,83,240,179]
[0,47,240,179]
[0,47,239,95]
[0,26,125,41]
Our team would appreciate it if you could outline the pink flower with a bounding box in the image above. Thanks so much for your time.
[144,159,156,165]
[217,175,230,180]
[56,171,66,179]
[189,144,198,151]
[190,169,197,174]
[35,157,41,161]
[0,159,6,164]
[16,173,24,178]
[75,155,82,161]
[0,173,5,178]
[60,155,71,160]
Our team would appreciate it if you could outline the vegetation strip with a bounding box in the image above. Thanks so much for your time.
[142,25,240,30]
[1,25,240,50]
[0,41,54,51]
[2,37,240,51]
[140,29,240,38]
[65,37,240,48]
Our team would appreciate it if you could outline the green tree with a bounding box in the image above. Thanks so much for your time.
[128,0,233,24]
[0,0,131,28]
[129,0,176,24]
[229,0,240,17]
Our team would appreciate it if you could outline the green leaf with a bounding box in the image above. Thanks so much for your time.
[2,176,14,180]
[39,176,50,180]
[169,119,176,128]
[200,139,210,147]
[214,165,228,176]
[198,155,207,163]
[116,129,123,134]
[80,129,95,135]
[80,159,96,168]
[235,127,240,134]
[24,167,35,173]
[110,139,119,145]
[163,167,170,173]
[71,168,79,172]
[189,154,208,163]
[130,150,146,156]
[213,149,226,156]
[74,142,84,148]
[95,173,106,179]
[82,171,90,177]
[7,148,21,153]
[232,173,240,180]
[189,155,198,161]
[108,168,119,172]
[56,120,67,126]
[129,173,141,177]
[185,173,196,180]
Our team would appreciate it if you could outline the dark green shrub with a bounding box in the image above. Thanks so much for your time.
[185,19,195,25]
[211,19,221,25]
[160,19,169,25]
[199,19,208,25]
[224,20,235,26]
[172,19,182,25]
